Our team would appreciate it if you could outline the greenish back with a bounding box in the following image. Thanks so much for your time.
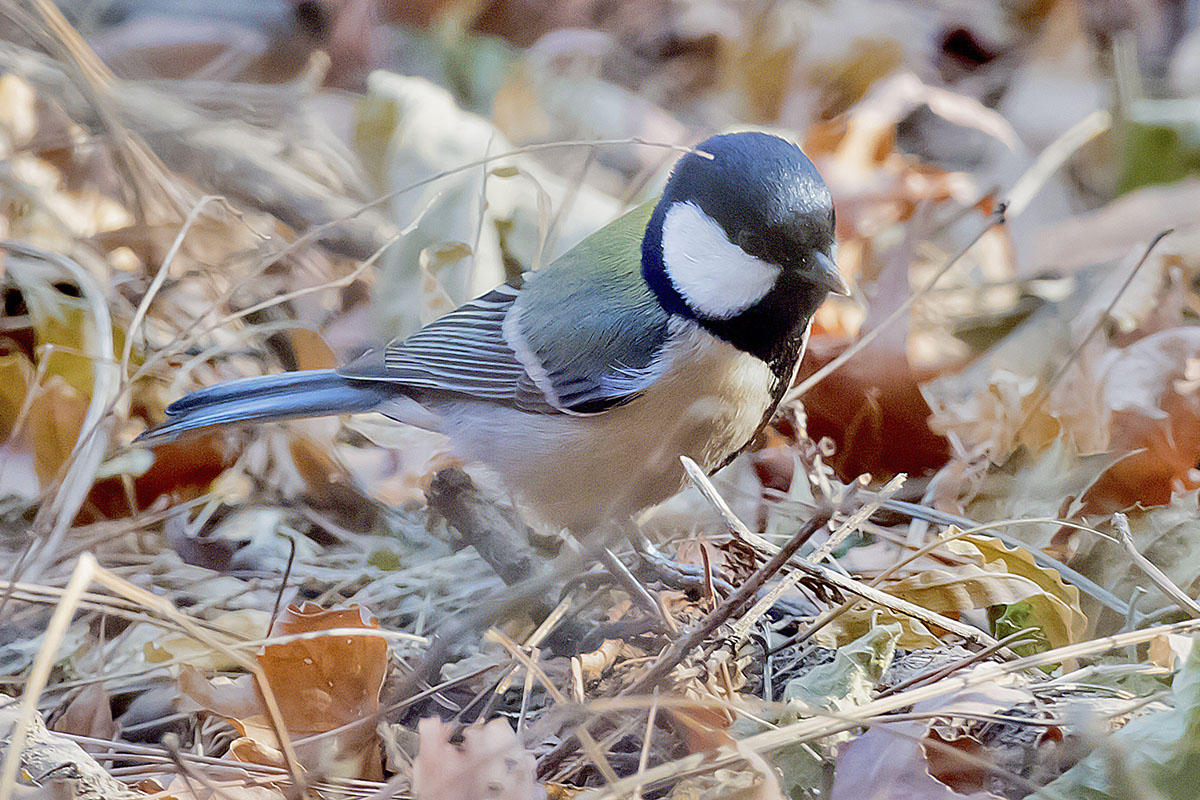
[516,201,670,411]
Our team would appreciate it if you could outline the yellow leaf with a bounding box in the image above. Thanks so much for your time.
[0,345,34,442]
[949,532,1087,640]
[884,559,1084,649]
[25,374,88,487]
[816,602,942,650]
[143,643,173,663]
[38,305,124,398]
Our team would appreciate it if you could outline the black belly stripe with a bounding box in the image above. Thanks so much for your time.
[708,321,808,474]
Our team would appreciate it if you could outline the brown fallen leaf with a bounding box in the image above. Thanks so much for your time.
[179,602,387,780]
[831,667,1032,800]
[1086,327,1200,512]
[927,291,1200,522]
[49,684,116,751]
[800,335,951,481]
[88,432,234,519]
[276,328,339,372]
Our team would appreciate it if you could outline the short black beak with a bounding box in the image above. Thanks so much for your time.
[814,251,849,296]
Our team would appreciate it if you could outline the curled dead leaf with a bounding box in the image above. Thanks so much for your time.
[412,717,541,800]
[177,602,387,780]
[1087,327,1200,511]
[574,638,621,681]
[0,344,88,493]
[848,530,1086,649]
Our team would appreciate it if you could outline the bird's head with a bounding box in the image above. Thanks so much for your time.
[642,132,845,361]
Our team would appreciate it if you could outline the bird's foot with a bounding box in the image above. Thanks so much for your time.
[632,542,736,597]
[631,540,817,619]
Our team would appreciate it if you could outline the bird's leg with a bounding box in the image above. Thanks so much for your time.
[618,518,818,620]
[555,518,667,623]
[596,547,665,620]
[619,516,738,597]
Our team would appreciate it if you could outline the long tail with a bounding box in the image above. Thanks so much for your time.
[137,369,394,443]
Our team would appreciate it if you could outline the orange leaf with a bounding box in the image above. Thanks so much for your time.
[177,602,387,780]
[260,602,388,735]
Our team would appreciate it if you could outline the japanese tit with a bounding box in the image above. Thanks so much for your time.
[140,132,847,533]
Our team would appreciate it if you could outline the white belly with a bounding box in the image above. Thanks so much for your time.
[437,323,779,531]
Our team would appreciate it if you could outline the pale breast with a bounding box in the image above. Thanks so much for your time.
[441,320,779,531]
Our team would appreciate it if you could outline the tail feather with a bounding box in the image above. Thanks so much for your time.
[138,369,393,443]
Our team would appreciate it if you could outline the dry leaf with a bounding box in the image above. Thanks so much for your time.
[90,432,233,519]
[945,533,1087,645]
[178,602,387,779]
[831,667,1031,800]
[817,602,942,650]
[159,773,286,800]
[880,545,1084,649]
[0,344,89,492]
[1087,327,1200,511]
[671,741,786,800]
[278,328,339,372]
[799,215,951,480]
[418,242,471,326]
[148,609,271,671]
[49,685,116,749]
[412,718,541,800]
[1068,490,1200,630]
[339,416,457,506]
[575,638,621,681]
[800,335,950,480]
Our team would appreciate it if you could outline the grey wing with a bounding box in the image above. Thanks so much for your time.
[338,284,665,415]
[510,265,674,414]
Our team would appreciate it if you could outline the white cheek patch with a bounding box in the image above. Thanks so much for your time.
[661,201,781,319]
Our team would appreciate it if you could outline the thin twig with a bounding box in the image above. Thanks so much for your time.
[120,195,228,380]
[538,506,834,777]
[1113,512,1200,617]
[786,203,1007,402]
[681,458,1001,649]
[0,554,98,800]
[875,627,1042,698]
[0,243,119,582]
[778,491,1131,620]
[626,507,833,696]
[1006,110,1111,218]
[268,535,299,635]
[585,615,1200,799]
[632,691,660,800]
[730,475,905,646]
[1013,229,1172,441]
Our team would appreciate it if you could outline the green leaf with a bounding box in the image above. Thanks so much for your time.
[988,601,1050,657]
[1043,637,1200,799]
[368,549,404,572]
[767,620,902,799]
[782,618,902,712]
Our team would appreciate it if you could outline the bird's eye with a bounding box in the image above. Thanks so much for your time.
[738,231,766,259]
